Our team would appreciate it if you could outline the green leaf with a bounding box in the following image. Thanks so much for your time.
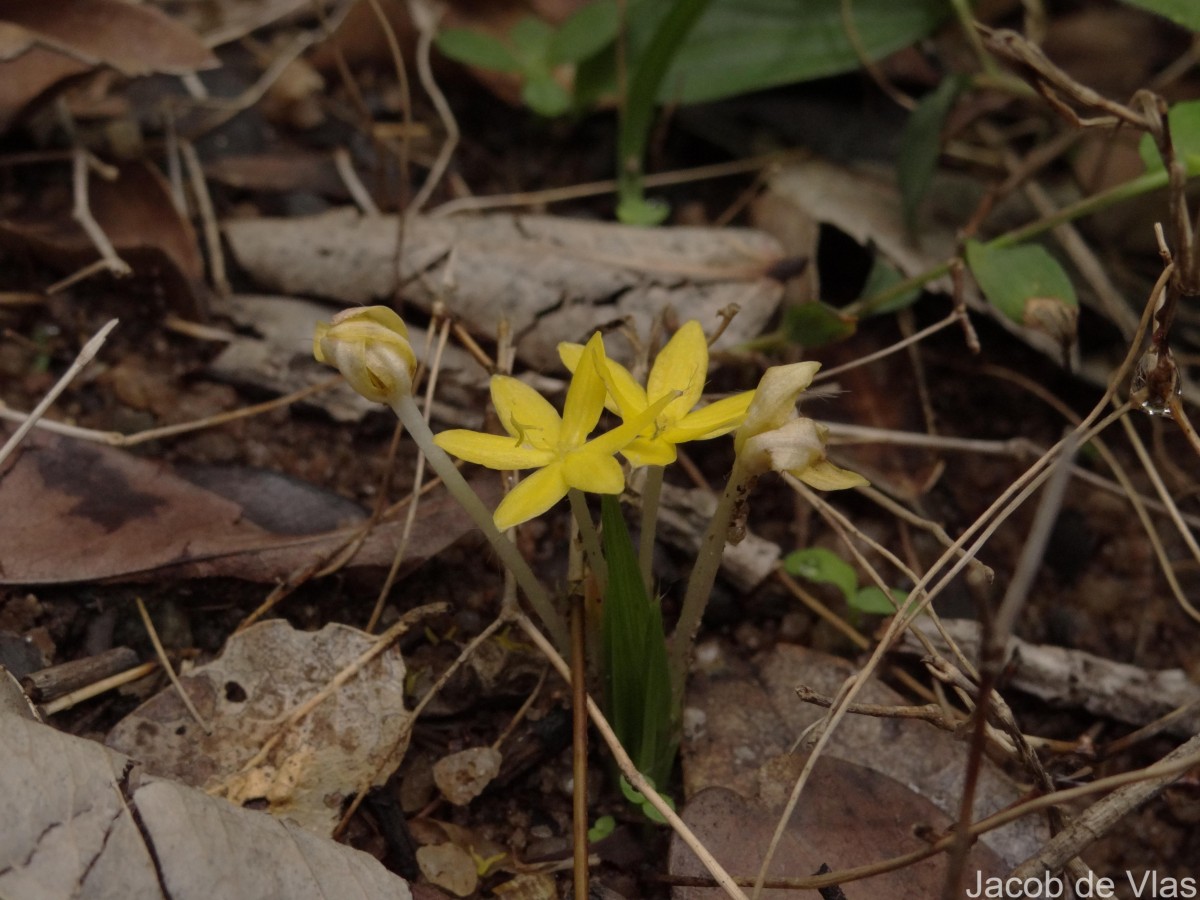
[783,547,857,603]
[510,16,556,67]
[522,75,572,117]
[587,815,616,842]
[601,495,676,790]
[851,586,907,615]
[627,0,953,105]
[1116,0,1200,30]
[619,775,675,825]
[616,196,670,226]
[781,301,857,347]
[1138,99,1200,173]
[435,28,522,73]
[858,257,921,316]
[550,0,621,64]
[898,74,968,233]
[965,240,1078,348]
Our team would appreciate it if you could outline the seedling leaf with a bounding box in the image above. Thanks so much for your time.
[852,586,907,615]
[783,547,857,603]
[1138,99,1200,174]
[898,74,968,233]
[858,257,921,316]
[1116,0,1200,31]
[550,0,621,64]
[522,76,572,117]
[435,28,522,73]
[781,301,857,347]
[965,240,1078,349]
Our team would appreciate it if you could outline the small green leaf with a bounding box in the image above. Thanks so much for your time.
[781,301,857,347]
[435,28,522,73]
[522,75,572,117]
[587,815,616,842]
[858,258,921,316]
[851,586,907,615]
[550,0,620,64]
[1117,0,1200,30]
[965,241,1078,349]
[783,547,857,603]
[1138,99,1200,173]
[616,196,670,226]
[619,775,675,825]
[898,74,968,233]
[510,16,555,66]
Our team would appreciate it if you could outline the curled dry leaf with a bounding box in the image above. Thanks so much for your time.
[432,745,502,806]
[106,620,410,836]
[0,711,413,899]
[223,209,784,370]
[0,424,497,585]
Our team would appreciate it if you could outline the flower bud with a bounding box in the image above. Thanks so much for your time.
[314,306,417,403]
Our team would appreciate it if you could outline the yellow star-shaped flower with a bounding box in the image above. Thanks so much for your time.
[559,321,754,467]
[434,334,674,530]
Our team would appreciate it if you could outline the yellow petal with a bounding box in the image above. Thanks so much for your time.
[647,321,707,423]
[559,340,648,420]
[796,460,869,491]
[433,430,555,469]
[621,437,677,468]
[490,376,562,449]
[562,449,624,494]
[663,391,754,443]
[586,390,676,458]
[494,465,568,530]
[735,361,822,455]
[560,333,607,448]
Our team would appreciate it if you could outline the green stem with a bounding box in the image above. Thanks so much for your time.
[845,168,1172,319]
[638,465,664,594]
[667,456,752,709]
[568,489,608,595]
[390,393,570,652]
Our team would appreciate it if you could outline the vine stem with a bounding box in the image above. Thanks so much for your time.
[389,392,570,652]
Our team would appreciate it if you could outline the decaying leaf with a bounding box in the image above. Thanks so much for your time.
[669,757,1006,898]
[681,640,1045,867]
[106,620,410,835]
[417,843,478,898]
[0,710,412,899]
[432,745,502,806]
[0,424,498,585]
[223,209,784,370]
[0,161,205,314]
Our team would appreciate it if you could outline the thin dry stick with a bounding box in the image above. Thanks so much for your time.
[179,138,229,296]
[135,597,211,733]
[0,318,118,466]
[40,662,159,716]
[406,0,459,215]
[813,310,963,383]
[333,147,380,216]
[513,612,750,900]
[61,147,131,284]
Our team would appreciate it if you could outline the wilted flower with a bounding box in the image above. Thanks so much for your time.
[313,305,417,402]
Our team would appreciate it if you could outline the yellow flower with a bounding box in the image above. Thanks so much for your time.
[434,334,674,530]
[559,321,754,467]
[313,306,417,403]
[735,361,866,490]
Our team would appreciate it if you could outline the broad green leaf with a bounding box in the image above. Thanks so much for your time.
[858,257,921,316]
[435,28,522,73]
[629,0,953,105]
[781,301,857,347]
[601,495,676,790]
[522,76,572,117]
[550,0,621,64]
[898,74,968,233]
[783,547,857,603]
[1116,0,1200,30]
[965,241,1078,348]
[851,586,907,615]
[1138,99,1200,174]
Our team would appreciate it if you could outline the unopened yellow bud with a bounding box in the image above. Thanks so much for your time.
[314,306,417,403]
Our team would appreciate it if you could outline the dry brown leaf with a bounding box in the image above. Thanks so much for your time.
[0,710,414,899]
[669,757,1006,898]
[106,620,411,835]
[417,843,478,897]
[0,424,498,584]
[0,161,205,314]
[432,745,502,806]
[0,45,91,131]
[0,0,216,76]
[682,640,1046,867]
[223,209,784,370]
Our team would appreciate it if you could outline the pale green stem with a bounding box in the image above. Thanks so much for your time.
[638,465,664,594]
[389,393,570,652]
[568,489,607,594]
[667,455,752,709]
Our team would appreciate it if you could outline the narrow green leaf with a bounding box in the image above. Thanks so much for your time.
[781,301,857,347]
[898,74,968,233]
[1138,99,1200,173]
[435,28,522,73]
[783,547,857,603]
[601,495,676,789]
[851,586,907,615]
[1116,0,1200,30]
[965,240,1078,349]
[858,257,921,316]
[549,0,620,64]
